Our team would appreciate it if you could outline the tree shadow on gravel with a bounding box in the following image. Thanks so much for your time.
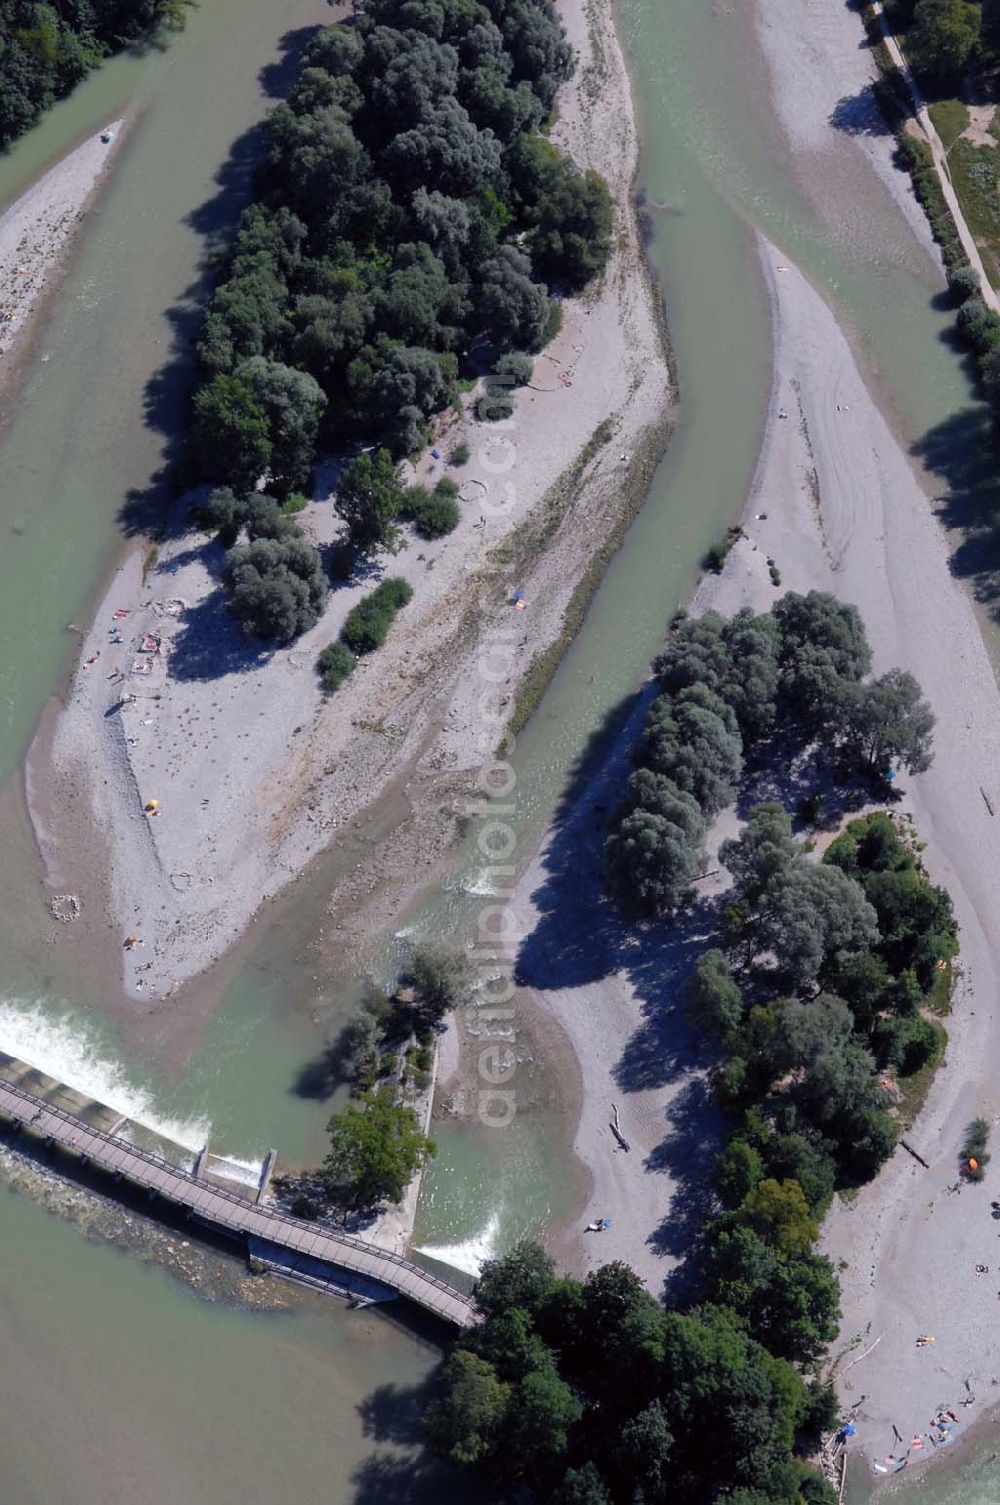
[166,585,272,682]
[829,85,894,138]
[513,690,730,1304]
[118,24,325,540]
[644,1077,723,1302]
[912,405,1000,619]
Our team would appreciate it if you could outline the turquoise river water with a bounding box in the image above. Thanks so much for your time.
[0,0,994,1499]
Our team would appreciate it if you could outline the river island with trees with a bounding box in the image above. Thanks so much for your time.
[420,593,958,1503]
[182,0,613,650]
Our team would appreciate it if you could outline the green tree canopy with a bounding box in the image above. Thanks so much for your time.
[323,1088,435,1208]
[223,535,327,642]
[839,668,935,774]
[909,0,979,86]
[334,448,404,556]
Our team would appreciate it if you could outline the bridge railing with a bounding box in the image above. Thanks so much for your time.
[0,1076,473,1310]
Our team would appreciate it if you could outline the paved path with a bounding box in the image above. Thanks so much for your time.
[872,1,1000,311]
[0,1077,475,1329]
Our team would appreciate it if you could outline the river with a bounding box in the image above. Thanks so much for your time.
[0,0,993,1499]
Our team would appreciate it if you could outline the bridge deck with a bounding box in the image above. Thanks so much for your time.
[0,1078,474,1328]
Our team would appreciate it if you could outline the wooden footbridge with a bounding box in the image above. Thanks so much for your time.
[0,1076,475,1329]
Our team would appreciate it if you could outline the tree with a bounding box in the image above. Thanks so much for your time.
[509,134,613,289]
[335,448,404,556]
[425,1349,509,1465]
[624,769,706,839]
[839,668,935,774]
[383,97,502,195]
[238,356,325,496]
[686,949,744,1042]
[908,0,979,86]
[983,0,1000,56]
[654,610,731,697]
[641,685,744,815]
[862,865,958,985]
[720,803,796,899]
[475,1241,556,1318]
[478,244,550,349]
[400,943,473,1027]
[734,1178,818,1256]
[323,1089,436,1208]
[552,1463,611,1504]
[773,591,871,732]
[713,1137,764,1209]
[474,1306,555,1384]
[660,1304,805,1499]
[190,373,272,492]
[604,807,703,916]
[224,536,328,642]
[707,1224,840,1365]
[337,1010,383,1089]
[763,1133,837,1217]
[504,1365,582,1474]
[758,862,879,985]
[616,1401,674,1499]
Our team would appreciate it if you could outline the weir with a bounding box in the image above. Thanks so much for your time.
[0,1074,475,1329]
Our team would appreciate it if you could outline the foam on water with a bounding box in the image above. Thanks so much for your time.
[211,1154,264,1187]
[457,870,501,898]
[0,998,210,1150]
[414,1211,500,1277]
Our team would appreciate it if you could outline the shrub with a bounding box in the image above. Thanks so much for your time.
[449,442,470,466]
[948,265,980,305]
[400,944,473,1027]
[341,577,414,655]
[494,352,534,386]
[956,296,1000,355]
[962,1117,991,1180]
[478,384,515,422]
[316,640,356,692]
[399,484,460,539]
[702,527,742,574]
[224,535,327,642]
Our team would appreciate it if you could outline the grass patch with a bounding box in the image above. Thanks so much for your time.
[947,137,1000,287]
[928,98,969,151]
[926,958,955,1016]
[895,1017,947,1130]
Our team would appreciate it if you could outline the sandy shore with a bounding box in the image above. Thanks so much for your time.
[26,0,671,1002]
[0,120,126,392]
